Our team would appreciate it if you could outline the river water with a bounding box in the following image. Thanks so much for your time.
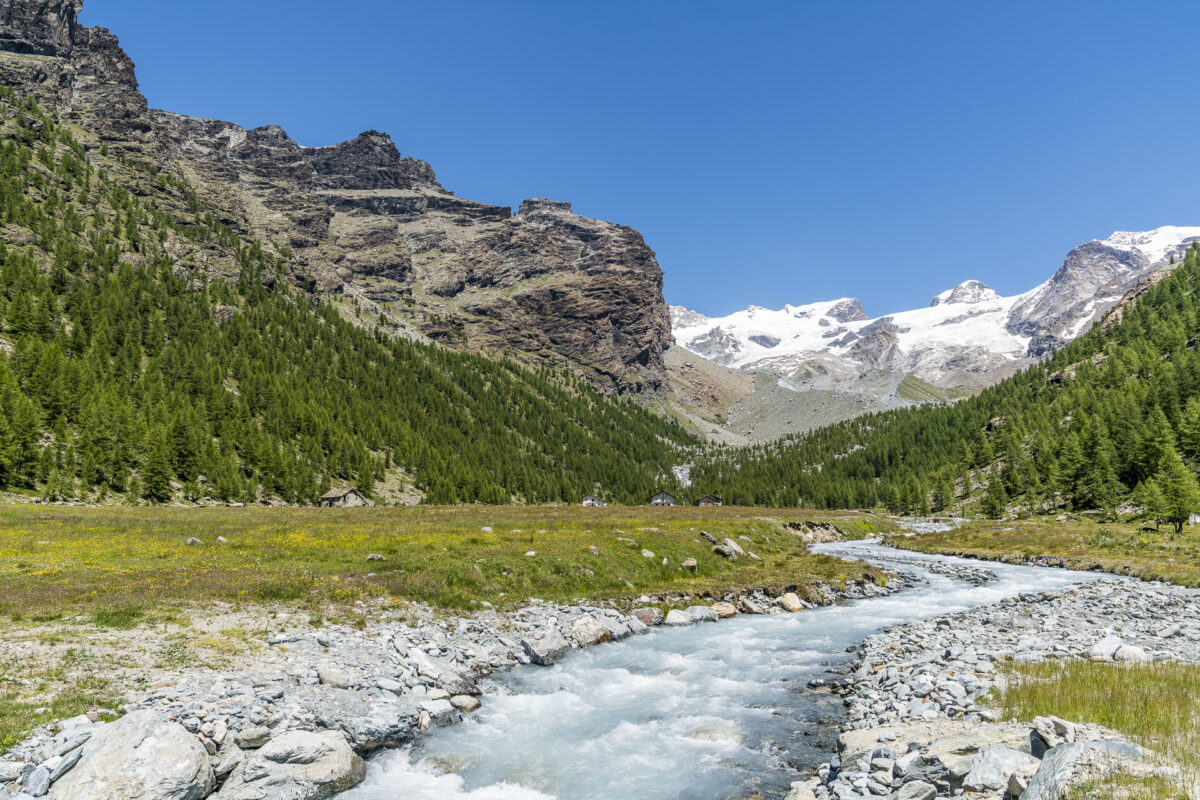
[341,541,1105,800]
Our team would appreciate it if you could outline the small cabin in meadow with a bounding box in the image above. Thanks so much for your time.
[649,492,676,507]
[694,494,723,507]
[317,488,370,508]
[582,494,608,507]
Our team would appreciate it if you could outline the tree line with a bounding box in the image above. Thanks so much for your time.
[691,244,1200,528]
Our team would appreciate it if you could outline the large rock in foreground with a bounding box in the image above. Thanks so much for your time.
[52,710,214,800]
[213,730,365,800]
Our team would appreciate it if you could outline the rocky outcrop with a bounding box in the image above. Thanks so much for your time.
[1007,229,1200,349]
[212,730,364,800]
[0,0,671,395]
[0,0,144,126]
[844,317,900,369]
[50,710,215,800]
[929,279,998,307]
[827,297,869,322]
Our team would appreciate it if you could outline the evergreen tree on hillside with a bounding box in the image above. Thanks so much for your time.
[1156,450,1200,535]
[981,477,1008,519]
[1131,478,1166,531]
[0,91,694,505]
[690,238,1200,516]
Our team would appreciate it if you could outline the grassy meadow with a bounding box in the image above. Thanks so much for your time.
[893,517,1200,587]
[995,661,1199,799]
[0,505,894,620]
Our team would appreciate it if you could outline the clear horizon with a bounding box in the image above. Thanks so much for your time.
[83,0,1200,318]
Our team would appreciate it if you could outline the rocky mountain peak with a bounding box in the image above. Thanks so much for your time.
[930,280,999,307]
[1100,225,1200,265]
[304,129,440,191]
[827,298,869,322]
[0,0,143,123]
[669,306,710,329]
[0,0,80,57]
[0,0,678,397]
[516,198,574,219]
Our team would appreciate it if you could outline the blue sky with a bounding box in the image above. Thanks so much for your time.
[83,1,1200,317]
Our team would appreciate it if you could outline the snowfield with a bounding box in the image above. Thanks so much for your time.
[672,226,1200,389]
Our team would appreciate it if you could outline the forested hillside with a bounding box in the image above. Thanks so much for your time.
[0,91,692,505]
[691,245,1200,522]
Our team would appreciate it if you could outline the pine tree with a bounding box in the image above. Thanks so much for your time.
[142,426,172,501]
[1156,449,1200,535]
[1130,478,1166,531]
[981,478,1008,519]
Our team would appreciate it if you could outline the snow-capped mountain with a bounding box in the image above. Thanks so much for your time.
[673,225,1200,394]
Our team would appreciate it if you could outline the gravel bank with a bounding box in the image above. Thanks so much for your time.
[0,576,896,799]
[795,574,1199,800]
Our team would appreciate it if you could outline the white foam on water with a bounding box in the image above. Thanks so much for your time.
[342,541,1108,800]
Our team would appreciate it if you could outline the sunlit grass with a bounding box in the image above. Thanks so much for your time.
[895,518,1200,586]
[0,505,892,617]
[995,661,1200,799]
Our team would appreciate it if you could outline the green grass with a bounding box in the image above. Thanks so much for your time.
[0,505,893,617]
[0,649,120,751]
[995,661,1199,799]
[893,517,1200,586]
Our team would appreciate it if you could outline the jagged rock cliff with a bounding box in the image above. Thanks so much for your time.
[0,0,669,394]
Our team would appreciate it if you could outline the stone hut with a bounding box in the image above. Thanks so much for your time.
[582,494,608,507]
[694,494,723,507]
[317,488,370,508]
[649,492,676,507]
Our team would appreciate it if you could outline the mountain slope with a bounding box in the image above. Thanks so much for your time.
[688,241,1200,514]
[0,0,671,395]
[0,89,693,504]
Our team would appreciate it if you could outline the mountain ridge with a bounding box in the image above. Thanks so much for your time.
[673,225,1200,390]
[0,0,673,396]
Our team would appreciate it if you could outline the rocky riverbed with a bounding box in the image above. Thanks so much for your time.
[0,574,896,799]
[798,564,1199,800]
[3,542,1196,800]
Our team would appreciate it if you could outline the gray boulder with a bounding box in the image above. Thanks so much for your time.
[24,766,49,797]
[1088,634,1123,660]
[963,744,1038,791]
[213,730,365,800]
[663,609,693,626]
[895,781,936,800]
[234,726,272,750]
[1021,742,1085,800]
[631,607,663,626]
[292,686,419,751]
[520,631,570,665]
[52,710,214,800]
[569,615,612,647]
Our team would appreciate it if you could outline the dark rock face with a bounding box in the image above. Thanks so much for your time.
[1007,241,1164,351]
[845,318,900,369]
[828,298,869,323]
[1,0,671,394]
[748,334,780,348]
[0,0,144,124]
[0,0,78,56]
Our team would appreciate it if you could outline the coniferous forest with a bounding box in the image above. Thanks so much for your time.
[691,244,1200,522]
[8,87,1200,516]
[0,91,692,505]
